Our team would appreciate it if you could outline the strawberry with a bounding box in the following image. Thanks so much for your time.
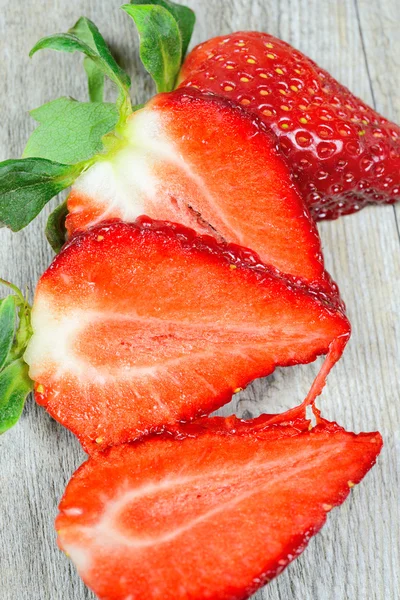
[56,412,382,600]
[24,219,350,449]
[66,88,336,295]
[178,32,400,220]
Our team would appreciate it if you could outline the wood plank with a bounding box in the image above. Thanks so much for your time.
[354,0,400,236]
[0,1,398,599]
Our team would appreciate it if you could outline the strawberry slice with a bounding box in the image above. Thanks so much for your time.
[24,219,350,449]
[56,413,382,600]
[66,88,334,292]
[178,32,400,220]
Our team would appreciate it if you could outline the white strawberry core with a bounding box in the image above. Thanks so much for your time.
[25,291,326,387]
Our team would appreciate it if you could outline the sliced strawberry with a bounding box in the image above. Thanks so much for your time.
[56,413,382,600]
[178,32,400,220]
[24,219,350,449]
[66,88,334,292]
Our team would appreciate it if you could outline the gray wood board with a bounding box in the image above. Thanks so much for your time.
[0,1,399,599]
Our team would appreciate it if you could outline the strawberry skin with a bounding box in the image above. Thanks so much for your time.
[56,413,382,600]
[179,32,400,220]
[66,88,336,295]
[24,219,349,449]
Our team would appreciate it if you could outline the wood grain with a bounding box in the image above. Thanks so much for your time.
[0,1,398,599]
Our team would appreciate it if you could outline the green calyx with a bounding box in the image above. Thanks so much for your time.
[0,3,195,251]
[29,17,133,121]
[0,280,33,435]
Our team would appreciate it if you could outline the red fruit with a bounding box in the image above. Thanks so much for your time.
[67,89,334,293]
[24,219,349,449]
[179,32,400,220]
[56,412,382,600]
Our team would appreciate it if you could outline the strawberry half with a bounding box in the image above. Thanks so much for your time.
[178,32,400,220]
[56,412,382,600]
[24,219,350,449]
[67,88,334,293]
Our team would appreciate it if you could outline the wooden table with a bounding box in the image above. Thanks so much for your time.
[0,1,399,598]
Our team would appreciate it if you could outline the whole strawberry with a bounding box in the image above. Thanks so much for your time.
[179,32,400,220]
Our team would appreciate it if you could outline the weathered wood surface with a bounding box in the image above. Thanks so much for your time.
[0,0,399,598]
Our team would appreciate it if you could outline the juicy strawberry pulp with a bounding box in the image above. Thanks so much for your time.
[24,219,349,449]
[179,32,400,220]
[56,413,382,600]
[67,89,336,296]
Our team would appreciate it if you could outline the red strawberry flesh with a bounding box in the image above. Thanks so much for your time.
[66,89,336,295]
[56,413,382,600]
[179,32,400,220]
[24,219,350,449]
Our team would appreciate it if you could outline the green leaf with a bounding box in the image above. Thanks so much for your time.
[0,359,33,435]
[0,280,32,364]
[0,296,16,370]
[122,4,182,92]
[84,57,105,102]
[69,17,130,108]
[45,200,68,253]
[30,32,99,58]
[23,97,119,165]
[30,19,131,117]
[130,0,195,57]
[0,281,33,434]
[72,12,105,102]
[0,158,82,231]
[69,17,130,87]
